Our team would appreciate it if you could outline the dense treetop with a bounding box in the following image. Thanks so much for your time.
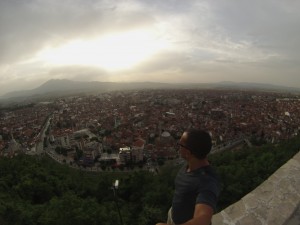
[0,136,299,225]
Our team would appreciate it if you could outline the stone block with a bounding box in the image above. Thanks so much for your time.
[224,200,246,221]
[237,213,263,225]
[243,192,261,209]
[267,202,295,225]
[212,213,225,225]
[213,152,300,225]
[292,151,300,163]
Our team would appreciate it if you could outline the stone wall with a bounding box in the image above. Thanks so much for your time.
[212,151,300,225]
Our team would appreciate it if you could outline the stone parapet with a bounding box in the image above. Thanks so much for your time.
[212,151,300,225]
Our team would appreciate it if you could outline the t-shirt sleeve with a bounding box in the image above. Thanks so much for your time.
[196,190,218,212]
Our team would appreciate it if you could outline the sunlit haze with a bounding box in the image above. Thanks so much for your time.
[34,29,170,71]
[1,0,300,96]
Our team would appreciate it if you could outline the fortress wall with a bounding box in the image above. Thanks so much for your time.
[212,151,300,225]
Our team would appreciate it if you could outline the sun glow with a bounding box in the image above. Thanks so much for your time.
[36,29,169,71]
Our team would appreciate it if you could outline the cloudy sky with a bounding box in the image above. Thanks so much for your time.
[1,0,300,96]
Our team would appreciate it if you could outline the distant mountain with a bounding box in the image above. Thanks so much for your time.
[211,81,300,92]
[1,79,175,99]
[2,79,300,100]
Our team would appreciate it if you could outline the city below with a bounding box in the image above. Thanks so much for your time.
[1,88,299,171]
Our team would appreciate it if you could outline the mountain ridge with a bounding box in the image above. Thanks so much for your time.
[2,79,300,100]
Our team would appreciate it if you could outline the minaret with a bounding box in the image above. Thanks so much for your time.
[8,131,20,156]
[114,116,120,128]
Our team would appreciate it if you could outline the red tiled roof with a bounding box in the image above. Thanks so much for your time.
[133,139,145,147]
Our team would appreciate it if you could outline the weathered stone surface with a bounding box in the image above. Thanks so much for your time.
[212,151,300,225]
[243,192,259,210]
[238,213,263,225]
[285,204,300,225]
[251,204,271,223]
[293,152,300,162]
[211,213,225,225]
[224,201,246,220]
[267,202,295,225]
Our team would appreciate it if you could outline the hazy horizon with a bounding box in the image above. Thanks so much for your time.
[1,0,300,96]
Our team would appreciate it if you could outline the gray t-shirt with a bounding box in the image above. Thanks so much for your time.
[171,164,220,224]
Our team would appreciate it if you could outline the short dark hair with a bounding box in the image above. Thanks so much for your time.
[185,129,212,159]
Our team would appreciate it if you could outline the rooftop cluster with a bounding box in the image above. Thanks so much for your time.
[1,89,299,167]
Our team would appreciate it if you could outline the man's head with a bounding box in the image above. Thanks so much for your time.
[178,129,212,160]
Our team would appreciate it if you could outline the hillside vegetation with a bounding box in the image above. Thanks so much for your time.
[0,136,299,225]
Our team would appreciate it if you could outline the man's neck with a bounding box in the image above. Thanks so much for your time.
[187,158,209,172]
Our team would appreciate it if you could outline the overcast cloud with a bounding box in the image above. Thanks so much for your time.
[1,0,300,96]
